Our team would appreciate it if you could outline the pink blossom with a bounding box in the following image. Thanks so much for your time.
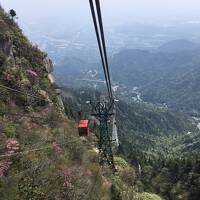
[26,69,38,78]
[63,168,73,187]
[52,142,63,155]
[3,72,14,81]
[6,138,20,154]
[0,160,12,177]
[102,176,112,189]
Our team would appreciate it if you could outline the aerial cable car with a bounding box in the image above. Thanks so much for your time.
[78,100,92,137]
[78,120,89,136]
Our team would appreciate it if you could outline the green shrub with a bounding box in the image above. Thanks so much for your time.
[121,167,136,186]
[111,184,122,200]
[139,192,163,200]
[40,78,51,90]
[0,50,6,66]
[0,99,6,112]
[4,122,17,138]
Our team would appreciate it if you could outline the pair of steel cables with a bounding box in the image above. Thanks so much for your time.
[89,0,113,101]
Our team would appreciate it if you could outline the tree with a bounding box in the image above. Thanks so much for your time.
[9,9,16,20]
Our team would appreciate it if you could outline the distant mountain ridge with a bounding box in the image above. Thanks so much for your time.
[54,39,200,112]
[157,39,200,53]
[109,40,200,112]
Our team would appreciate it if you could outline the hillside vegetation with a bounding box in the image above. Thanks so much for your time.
[62,87,200,200]
[62,87,198,157]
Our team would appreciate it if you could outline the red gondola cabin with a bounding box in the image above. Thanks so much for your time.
[78,120,89,136]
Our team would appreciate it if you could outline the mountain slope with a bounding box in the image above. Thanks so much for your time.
[0,7,165,200]
[61,87,200,200]
[61,87,198,159]
[0,7,109,199]
[109,41,200,112]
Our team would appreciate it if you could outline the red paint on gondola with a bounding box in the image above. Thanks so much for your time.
[78,120,89,136]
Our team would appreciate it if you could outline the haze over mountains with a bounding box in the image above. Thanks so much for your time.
[30,20,200,113]
[16,21,200,64]
[3,0,200,74]
[3,1,200,105]
[41,35,200,113]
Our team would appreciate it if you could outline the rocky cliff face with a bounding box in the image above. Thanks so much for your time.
[0,6,60,110]
[0,28,14,66]
[0,33,12,56]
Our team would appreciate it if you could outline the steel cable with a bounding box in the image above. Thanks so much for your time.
[89,0,112,100]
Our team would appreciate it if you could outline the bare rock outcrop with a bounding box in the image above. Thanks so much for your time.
[43,56,53,73]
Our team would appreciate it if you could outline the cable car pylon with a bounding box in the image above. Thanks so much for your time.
[90,98,115,170]
[87,0,119,170]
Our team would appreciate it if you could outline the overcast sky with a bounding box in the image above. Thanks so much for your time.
[1,0,200,27]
